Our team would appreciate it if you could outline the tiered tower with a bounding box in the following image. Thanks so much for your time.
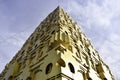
[0,6,114,80]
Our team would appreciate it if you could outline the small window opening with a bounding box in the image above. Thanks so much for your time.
[45,63,53,74]
[21,50,25,54]
[65,31,68,34]
[26,77,32,80]
[68,62,75,73]
[88,77,92,80]
[8,76,13,80]
[51,30,55,34]
[103,78,107,80]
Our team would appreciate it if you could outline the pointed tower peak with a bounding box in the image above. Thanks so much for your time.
[55,6,63,11]
[41,6,75,27]
[54,6,64,14]
[56,5,62,9]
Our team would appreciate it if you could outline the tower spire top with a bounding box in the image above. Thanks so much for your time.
[40,6,72,26]
[55,5,63,12]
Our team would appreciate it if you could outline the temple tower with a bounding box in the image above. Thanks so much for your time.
[0,6,114,80]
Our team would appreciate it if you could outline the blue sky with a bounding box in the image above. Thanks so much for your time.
[0,0,120,79]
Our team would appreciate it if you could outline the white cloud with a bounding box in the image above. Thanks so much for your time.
[66,0,120,30]
[98,33,120,79]
[6,33,28,46]
[0,31,31,72]
[0,32,29,46]
[64,0,120,79]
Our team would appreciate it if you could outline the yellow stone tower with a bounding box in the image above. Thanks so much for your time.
[0,6,114,80]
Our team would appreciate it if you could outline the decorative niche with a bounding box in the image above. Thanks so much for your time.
[56,58,66,67]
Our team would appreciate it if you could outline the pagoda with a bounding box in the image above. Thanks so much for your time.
[0,6,114,80]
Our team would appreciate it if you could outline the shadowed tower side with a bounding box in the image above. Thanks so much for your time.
[0,6,114,80]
